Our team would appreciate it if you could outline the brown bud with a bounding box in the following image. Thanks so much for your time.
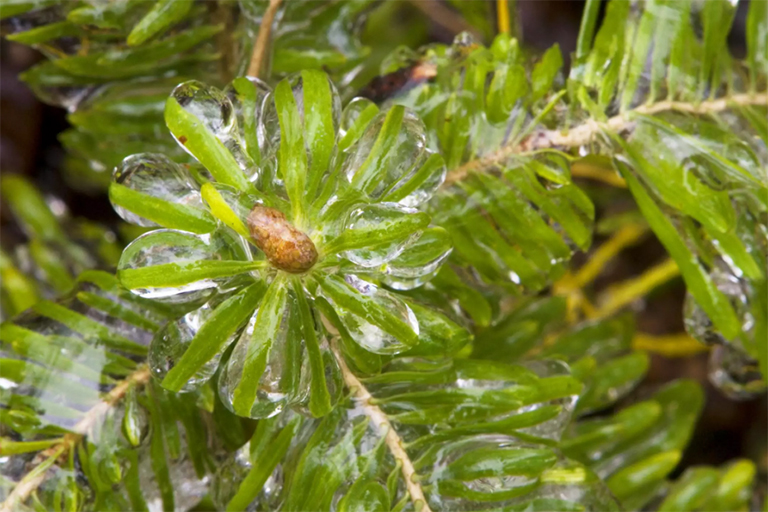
[247,206,318,273]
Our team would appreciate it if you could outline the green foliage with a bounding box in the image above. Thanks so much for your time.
[1,0,766,510]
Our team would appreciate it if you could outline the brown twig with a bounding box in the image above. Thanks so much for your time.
[0,366,151,512]
[330,339,432,512]
[247,0,283,78]
[444,92,768,187]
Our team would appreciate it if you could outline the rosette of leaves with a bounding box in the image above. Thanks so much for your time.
[109,70,464,419]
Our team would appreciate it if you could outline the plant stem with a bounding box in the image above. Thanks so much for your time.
[632,332,709,357]
[0,366,151,512]
[594,258,680,319]
[247,0,283,78]
[330,339,432,512]
[445,92,768,186]
[496,0,511,35]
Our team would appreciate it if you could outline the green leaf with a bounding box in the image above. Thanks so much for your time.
[6,20,80,44]
[274,78,309,221]
[607,450,682,501]
[530,44,563,103]
[109,182,217,234]
[658,467,720,512]
[446,447,557,480]
[162,282,265,392]
[119,260,262,291]
[227,416,302,512]
[292,279,332,417]
[301,70,337,202]
[615,158,741,339]
[316,274,419,349]
[128,0,193,46]
[350,105,406,194]
[164,96,252,193]
[0,175,65,242]
[322,204,430,255]
[232,278,288,416]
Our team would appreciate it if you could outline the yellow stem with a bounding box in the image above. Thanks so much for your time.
[555,223,647,294]
[632,333,709,357]
[497,0,510,35]
[571,161,627,188]
[594,258,680,319]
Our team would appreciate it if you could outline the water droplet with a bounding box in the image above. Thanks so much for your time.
[323,275,419,354]
[210,444,253,509]
[683,261,755,351]
[111,153,205,227]
[708,344,766,400]
[149,301,234,392]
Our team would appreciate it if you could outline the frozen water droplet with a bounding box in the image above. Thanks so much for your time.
[343,203,423,267]
[383,228,452,290]
[517,360,579,442]
[149,301,235,392]
[260,72,342,194]
[339,97,377,141]
[118,230,219,303]
[219,290,313,418]
[425,435,553,510]
[171,81,255,177]
[342,107,438,203]
[324,275,419,354]
[709,344,766,400]
[684,260,756,353]
[210,444,253,510]
[224,76,272,167]
[111,153,205,227]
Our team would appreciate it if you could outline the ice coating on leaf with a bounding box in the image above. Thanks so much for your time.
[217,286,335,419]
[338,97,379,151]
[260,71,342,197]
[342,202,426,267]
[684,260,759,353]
[708,344,766,399]
[102,71,456,401]
[382,227,453,290]
[117,229,221,303]
[323,275,419,354]
[170,80,254,176]
[110,153,208,229]
[342,105,445,206]
[224,76,272,166]
[420,434,619,512]
[149,301,231,392]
